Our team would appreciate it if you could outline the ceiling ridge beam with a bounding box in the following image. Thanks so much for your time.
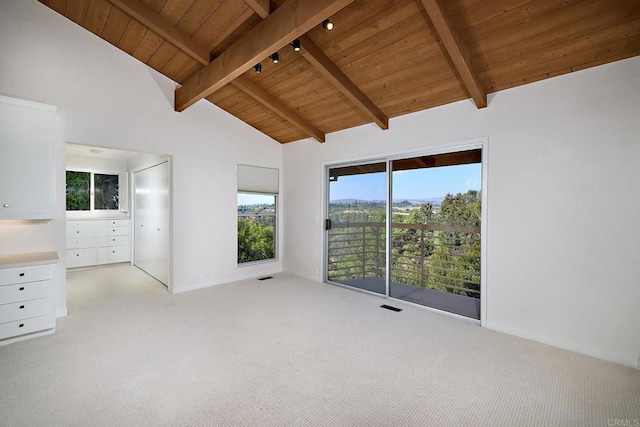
[107,0,210,66]
[174,0,356,112]
[299,35,389,130]
[419,0,487,108]
[108,0,324,143]
[243,0,270,19]
[232,76,325,143]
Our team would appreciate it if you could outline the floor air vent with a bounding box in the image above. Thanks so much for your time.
[381,304,402,312]
[257,276,273,281]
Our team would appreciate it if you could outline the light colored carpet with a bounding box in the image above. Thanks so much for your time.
[0,265,638,426]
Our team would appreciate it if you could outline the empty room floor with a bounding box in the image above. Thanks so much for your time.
[0,265,639,426]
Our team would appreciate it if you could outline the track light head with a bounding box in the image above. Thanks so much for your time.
[322,19,334,31]
[254,63,262,74]
[270,53,279,64]
[291,39,301,52]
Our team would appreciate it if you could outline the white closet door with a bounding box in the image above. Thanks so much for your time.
[134,161,169,285]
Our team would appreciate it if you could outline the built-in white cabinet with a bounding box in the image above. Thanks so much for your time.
[66,219,130,268]
[0,95,55,220]
[0,262,54,342]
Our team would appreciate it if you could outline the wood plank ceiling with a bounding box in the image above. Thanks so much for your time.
[39,0,640,144]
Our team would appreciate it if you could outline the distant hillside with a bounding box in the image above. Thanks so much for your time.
[330,197,444,206]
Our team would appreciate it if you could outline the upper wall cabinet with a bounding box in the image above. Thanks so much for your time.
[0,95,56,220]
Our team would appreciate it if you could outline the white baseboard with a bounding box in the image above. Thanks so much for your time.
[0,328,55,346]
[281,267,321,283]
[172,264,283,294]
[485,320,639,369]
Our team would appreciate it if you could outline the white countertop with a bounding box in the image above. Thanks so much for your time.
[0,252,59,269]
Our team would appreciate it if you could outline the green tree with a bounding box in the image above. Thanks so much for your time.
[66,171,90,210]
[237,217,275,263]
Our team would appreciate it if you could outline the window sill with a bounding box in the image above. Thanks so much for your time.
[236,259,280,269]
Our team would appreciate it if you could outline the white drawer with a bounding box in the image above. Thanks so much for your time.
[96,219,129,228]
[0,280,49,304]
[67,220,97,228]
[98,235,129,247]
[66,225,96,238]
[0,265,50,286]
[97,226,129,237]
[98,245,130,264]
[0,315,52,340]
[66,236,97,249]
[0,297,50,324]
[66,248,98,268]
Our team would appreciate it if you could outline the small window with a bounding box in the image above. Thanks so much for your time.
[237,164,279,264]
[66,171,120,211]
[237,193,276,264]
[66,171,90,211]
[94,173,119,210]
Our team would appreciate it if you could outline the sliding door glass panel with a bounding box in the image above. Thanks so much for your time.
[327,162,387,294]
[390,150,482,319]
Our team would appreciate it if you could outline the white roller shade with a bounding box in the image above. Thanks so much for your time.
[237,164,279,194]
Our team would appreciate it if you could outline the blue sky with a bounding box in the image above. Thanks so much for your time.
[237,163,482,205]
[330,163,481,201]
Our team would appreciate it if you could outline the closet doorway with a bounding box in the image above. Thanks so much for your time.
[65,143,172,292]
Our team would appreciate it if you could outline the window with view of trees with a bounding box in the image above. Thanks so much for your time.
[66,170,119,211]
[237,193,276,264]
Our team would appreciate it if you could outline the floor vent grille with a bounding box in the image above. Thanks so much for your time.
[257,276,273,281]
[381,304,402,312]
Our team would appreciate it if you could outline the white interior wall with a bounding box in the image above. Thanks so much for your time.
[66,153,127,172]
[0,1,284,312]
[283,56,640,368]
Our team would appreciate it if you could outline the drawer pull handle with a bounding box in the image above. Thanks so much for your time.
[76,231,80,234]
[19,324,24,328]
[112,251,116,254]
[77,254,80,257]
[19,305,24,309]
[19,287,25,291]
[19,273,25,277]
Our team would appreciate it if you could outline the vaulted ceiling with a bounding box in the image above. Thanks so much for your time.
[38,0,640,144]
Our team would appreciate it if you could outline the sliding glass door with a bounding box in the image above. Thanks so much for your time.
[326,149,483,319]
[389,150,482,319]
[327,162,387,294]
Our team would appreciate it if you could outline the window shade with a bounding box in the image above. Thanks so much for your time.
[237,164,279,194]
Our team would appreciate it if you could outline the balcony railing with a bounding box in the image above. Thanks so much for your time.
[328,221,481,299]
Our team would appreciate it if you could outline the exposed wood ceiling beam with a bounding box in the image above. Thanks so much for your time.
[419,0,487,109]
[243,0,270,19]
[107,0,323,143]
[175,0,356,112]
[232,77,325,143]
[107,0,210,66]
[299,35,388,130]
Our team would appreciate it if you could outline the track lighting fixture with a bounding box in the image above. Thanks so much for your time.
[254,63,262,74]
[322,19,334,31]
[270,53,279,64]
[291,39,301,52]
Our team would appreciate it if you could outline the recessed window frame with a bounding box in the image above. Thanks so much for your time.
[237,164,280,266]
[237,192,278,265]
[65,168,121,212]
